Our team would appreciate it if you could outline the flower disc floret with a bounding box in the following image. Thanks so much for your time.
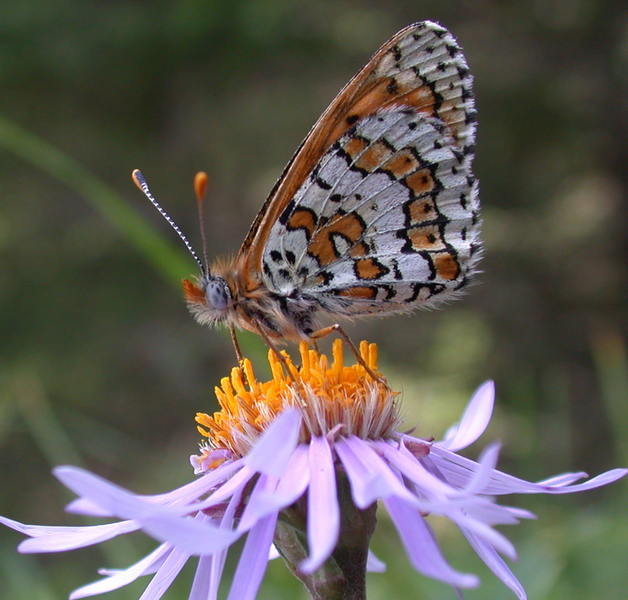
[195,339,403,457]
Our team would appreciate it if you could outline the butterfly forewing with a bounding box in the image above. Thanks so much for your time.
[249,21,479,316]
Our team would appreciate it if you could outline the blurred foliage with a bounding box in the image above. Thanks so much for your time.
[1,0,628,599]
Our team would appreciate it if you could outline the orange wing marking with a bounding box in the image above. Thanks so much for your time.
[381,148,421,179]
[338,286,377,299]
[407,225,447,252]
[286,208,317,240]
[308,212,366,267]
[404,170,437,198]
[349,241,369,258]
[354,140,395,172]
[433,252,461,280]
[344,136,370,161]
[354,258,389,280]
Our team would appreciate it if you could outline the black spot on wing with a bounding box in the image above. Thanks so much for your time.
[263,262,275,285]
[315,175,332,190]
[279,199,296,225]
[387,78,399,96]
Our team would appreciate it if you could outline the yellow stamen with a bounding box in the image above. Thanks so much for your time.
[332,339,344,379]
[194,340,401,459]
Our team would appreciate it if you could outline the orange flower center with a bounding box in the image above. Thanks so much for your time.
[195,340,401,458]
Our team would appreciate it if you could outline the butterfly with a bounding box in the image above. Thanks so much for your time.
[134,21,480,365]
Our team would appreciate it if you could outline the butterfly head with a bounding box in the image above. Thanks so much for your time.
[183,275,233,326]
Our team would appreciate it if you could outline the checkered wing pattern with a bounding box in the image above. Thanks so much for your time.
[252,21,480,316]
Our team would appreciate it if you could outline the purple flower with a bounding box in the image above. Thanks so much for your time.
[2,341,625,600]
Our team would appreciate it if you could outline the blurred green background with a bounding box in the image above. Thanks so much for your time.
[1,1,627,599]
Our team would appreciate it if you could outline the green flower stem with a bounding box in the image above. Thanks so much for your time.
[274,468,377,600]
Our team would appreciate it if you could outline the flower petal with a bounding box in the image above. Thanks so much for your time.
[149,458,243,505]
[190,448,234,474]
[0,517,140,553]
[238,445,310,532]
[384,495,479,589]
[197,489,241,600]
[53,467,239,555]
[237,474,278,533]
[69,544,172,599]
[464,441,501,495]
[440,381,495,451]
[272,444,311,502]
[193,465,256,510]
[64,460,244,519]
[226,513,277,600]
[336,437,420,508]
[366,550,386,573]
[450,497,534,527]
[375,440,462,500]
[300,435,339,574]
[189,512,231,600]
[429,448,628,495]
[136,545,190,600]
[461,527,527,600]
[447,511,518,560]
[245,409,301,476]
[65,498,113,518]
[188,554,213,600]
[530,469,628,493]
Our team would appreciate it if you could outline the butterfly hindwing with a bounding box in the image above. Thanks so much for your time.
[263,109,479,314]
[255,21,479,316]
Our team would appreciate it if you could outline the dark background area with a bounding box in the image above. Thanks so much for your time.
[1,1,627,599]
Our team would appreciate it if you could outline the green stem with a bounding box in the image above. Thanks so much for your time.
[274,469,377,600]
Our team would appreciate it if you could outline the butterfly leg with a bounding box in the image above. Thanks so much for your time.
[251,319,305,396]
[310,324,384,383]
[229,325,244,365]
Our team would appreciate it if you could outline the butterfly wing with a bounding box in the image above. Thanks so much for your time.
[239,21,479,315]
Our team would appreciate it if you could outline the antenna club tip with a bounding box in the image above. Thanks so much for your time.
[195,171,209,184]
[131,169,145,189]
[194,171,209,201]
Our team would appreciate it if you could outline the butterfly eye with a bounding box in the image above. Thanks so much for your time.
[205,278,231,311]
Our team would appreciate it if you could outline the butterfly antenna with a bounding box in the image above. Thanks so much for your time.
[132,169,206,275]
[194,171,211,271]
